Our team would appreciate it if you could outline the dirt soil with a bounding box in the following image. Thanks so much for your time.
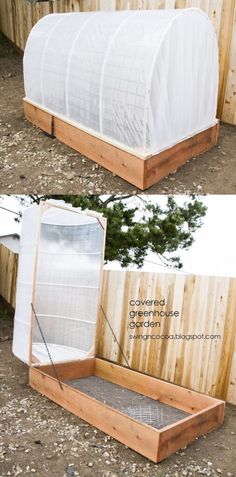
[0,33,236,195]
[0,298,235,477]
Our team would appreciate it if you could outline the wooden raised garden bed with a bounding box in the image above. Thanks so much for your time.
[23,99,220,191]
[29,357,225,462]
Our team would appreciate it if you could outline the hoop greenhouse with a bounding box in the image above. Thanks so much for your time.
[23,9,219,188]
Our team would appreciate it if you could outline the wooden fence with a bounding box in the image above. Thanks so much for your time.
[97,270,236,404]
[0,0,235,125]
[0,244,18,308]
[0,244,236,404]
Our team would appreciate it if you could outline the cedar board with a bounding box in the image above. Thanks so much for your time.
[29,358,225,462]
[23,99,219,190]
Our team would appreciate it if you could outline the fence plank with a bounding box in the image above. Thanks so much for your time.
[221,5,236,125]
[227,331,236,404]
[217,0,236,120]
[0,244,18,308]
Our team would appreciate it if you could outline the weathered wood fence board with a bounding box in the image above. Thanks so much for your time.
[0,245,235,404]
[0,0,235,125]
[0,244,18,308]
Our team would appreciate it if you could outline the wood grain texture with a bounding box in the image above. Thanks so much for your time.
[221,2,236,125]
[23,99,146,189]
[29,361,224,462]
[97,270,236,403]
[38,357,95,381]
[53,116,145,189]
[227,331,236,404]
[95,358,217,414]
[23,100,219,189]
[0,244,18,308]
[217,0,236,121]
[143,123,219,189]
[29,366,160,462]
[157,401,225,462]
[0,0,235,124]
[23,100,53,135]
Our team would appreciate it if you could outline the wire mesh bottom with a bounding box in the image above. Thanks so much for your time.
[65,375,189,429]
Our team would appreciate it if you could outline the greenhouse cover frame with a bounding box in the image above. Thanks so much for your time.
[13,200,107,366]
[23,8,220,190]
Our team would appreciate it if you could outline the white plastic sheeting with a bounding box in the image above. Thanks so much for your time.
[23,9,219,157]
[12,201,105,365]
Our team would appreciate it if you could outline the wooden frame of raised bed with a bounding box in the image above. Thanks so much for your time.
[29,358,225,462]
[23,98,220,191]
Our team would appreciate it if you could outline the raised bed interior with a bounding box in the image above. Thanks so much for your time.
[64,375,190,429]
[29,358,225,462]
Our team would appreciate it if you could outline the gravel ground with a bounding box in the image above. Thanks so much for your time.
[0,33,236,195]
[0,297,235,477]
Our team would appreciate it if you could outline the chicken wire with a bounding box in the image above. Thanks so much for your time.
[24,9,218,157]
[12,201,105,365]
[66,376,189,429]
